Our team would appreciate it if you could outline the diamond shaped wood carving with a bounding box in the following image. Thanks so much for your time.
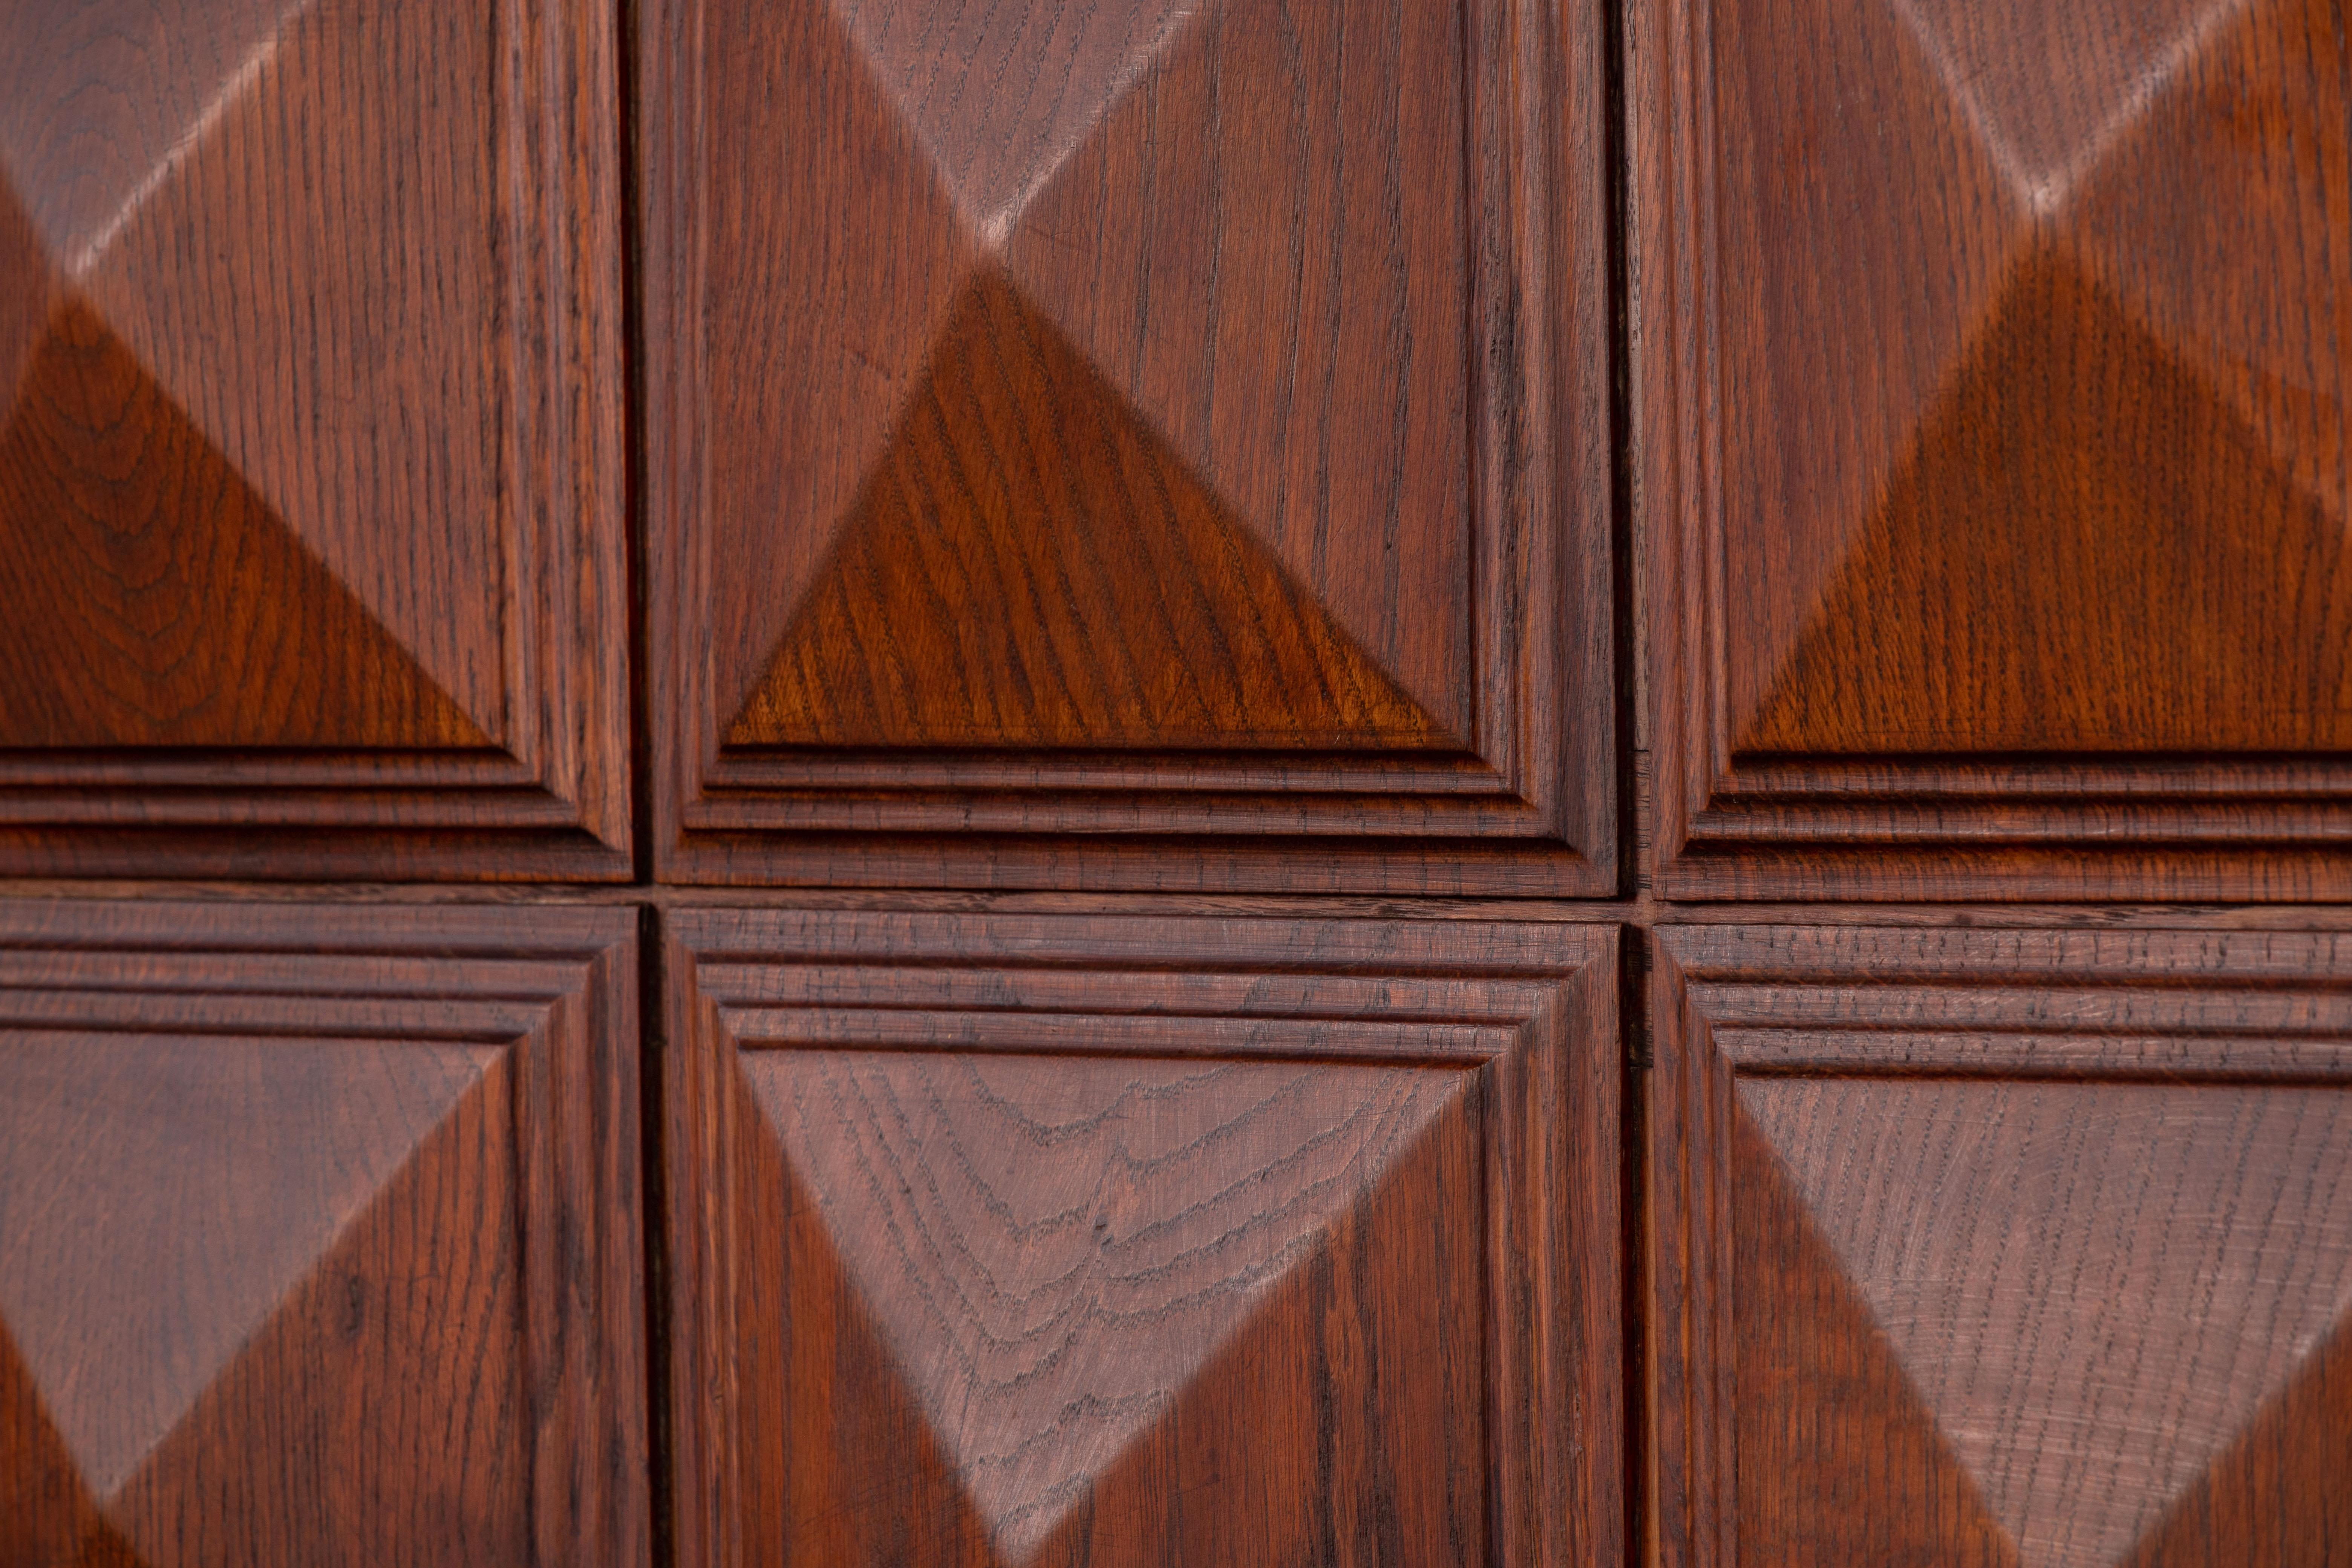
[662,910,1623,1567]
[1640,0,2352,898]
[0,0,628,879]
[1651,923,2352,1567]
[643,0,1614,891]
[0,900,645,1568]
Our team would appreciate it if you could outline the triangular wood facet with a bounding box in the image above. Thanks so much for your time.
[1716,0,2026,731]
[2055,0,2350,540]
[1889,0,2240,199]
[0,1035,497,1504]
[0,301,491,749]
[830,0,1202,230]
[999,0,1479,743]
[727,276,1458,752]
[0,0,301,270]
[740,1051,1473,1566]
[73,0,510,737]
[1737,1076,2352,1568]
[1730,1103,2018,1568]
[2122,1309,2352,1567]
[739,1106,998,1568]
[0,1313,123,1567]
[1742,254,2352,755]
[1035,1083,1487,1568]
[704,0,978,731]
[101,1057,527,1568]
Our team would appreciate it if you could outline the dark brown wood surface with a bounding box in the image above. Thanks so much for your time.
[3,0,2351,1559]
[662,909,1622,1567]
[0,900,646,1567]
[1635,0,2352,900]
[1649,922,2352,1567]
[0,0,629,879]
[640,0,1615,893]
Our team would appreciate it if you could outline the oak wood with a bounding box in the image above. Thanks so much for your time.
[640,0,1614,892]
[1635,0,2352,900]
[0,0,629,879]
[5,0,2351,1557]
[1649,922,2352,1568]
[663,909,1621,1568]
[0,900,646,1568]
[723,275,1454,753]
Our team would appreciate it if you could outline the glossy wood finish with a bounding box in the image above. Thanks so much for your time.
[640,0,1613,893]
[1635,0,2352,900]
[0,900,646,1567]
[7,0,2352,1556]
[1649,923,2352,1567]
[0,0,629,879]
[663,910,1620,1566]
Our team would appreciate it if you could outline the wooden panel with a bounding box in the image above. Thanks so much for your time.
[1650,923,2352,1568]
[1637,0,2352,899]
[0,901,645,1567]
[641,0,1614,893]
[664,910,1620,1566]
[0,0,628,879]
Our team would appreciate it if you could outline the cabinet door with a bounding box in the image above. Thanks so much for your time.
[640,0,1614,894]
[0,0,628,879]
[1638,0,2352,899]
[1650,922,2352,1566]
[0,901,645,1566]
[662,909,1621,1566]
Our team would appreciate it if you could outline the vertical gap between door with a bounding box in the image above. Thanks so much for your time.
[619,0,656,888]
[636,903,674,1568]
[1604,0,1642,902]
[1619,922,1653,1567]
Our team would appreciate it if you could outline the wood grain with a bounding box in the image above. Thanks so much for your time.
[1740,255,2352,755]
[1729,1106,2017,1568]
[663,909,1621,1568]
[642,0,1614,891]
[1637,0,2352,899]
[1744,1076,2352,1568]
[701,0,1472,740]
[2127,1312,2352,1568]
[0,301,485,749]
[1651,922,2352,1568]
[743,1052,1484,1567]
[726,274,1451,752]
[0,901,645,1568]
[0,0,629,879]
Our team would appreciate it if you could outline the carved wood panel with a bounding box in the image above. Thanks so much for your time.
[1650,923,2352,1567]
[0,900,645,1567]
[662,909,1621,1566]
[1638,0,2352,899]
[640,0,1614,892]
[0,0,629,879]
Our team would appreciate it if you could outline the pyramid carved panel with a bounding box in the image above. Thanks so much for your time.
[1741,257,2352,756]
[0,1034,498,1503]
[0,0,627,879]
[1730,1110,2017,1567]
[0,901,645,1568]
[730,275,1452,752]
[664,910,1623,1568]
[1652,923,2352,1568]
[0,303,486,749]
[648,0,1614,891]
[1741,1076,2352,1568]
[741,1053,1482,1567]
[1645,0,2352,898]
